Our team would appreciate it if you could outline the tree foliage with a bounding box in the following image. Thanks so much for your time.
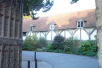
[71,0,79,4]
[52,35,65,50]
[23,0,79,16]
[23,0,54,16]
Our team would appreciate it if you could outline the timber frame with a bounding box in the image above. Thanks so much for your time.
[0,0,23,68]
[29,27,96,41]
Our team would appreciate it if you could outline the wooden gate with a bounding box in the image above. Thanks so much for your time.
[0,0,23,68]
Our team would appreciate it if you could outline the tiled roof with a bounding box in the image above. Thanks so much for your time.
[23,9,96,32]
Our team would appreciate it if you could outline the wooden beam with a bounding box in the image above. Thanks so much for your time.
[7,4,11,38]
[19,0,23,39]
[13,6,17,38]
[1,3,5,37]
[0,44,3,68]
[4,3,9,37]
[64,30,66,38]
[0,37,22,45]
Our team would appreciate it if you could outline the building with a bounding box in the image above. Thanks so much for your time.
[23,9,96,41]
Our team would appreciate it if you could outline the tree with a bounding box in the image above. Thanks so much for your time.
[23,0,78,19]
[23,0,54,17]
[52,35,65,50]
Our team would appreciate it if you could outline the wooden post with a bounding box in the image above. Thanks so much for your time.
[64,30,66,38]
[13,6,16,38]
[80,28,81,45]
[1,3,5,37]
[0,44,3,68]
[7,4,11,38]
[51,31,52,42]
[40,32,41,39]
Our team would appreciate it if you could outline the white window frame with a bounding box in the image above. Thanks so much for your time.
[49,24,55,30]
[77,21,84,28]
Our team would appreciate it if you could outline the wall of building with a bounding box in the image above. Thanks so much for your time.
[23,28,97,41]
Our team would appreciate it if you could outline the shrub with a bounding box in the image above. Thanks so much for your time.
[77,40,98,56]
[47,44,53,50]
[22,35,39,51]
[38,37,48,48]
[64,37,80,53]
[52,35,65,50]
[53,49,64,53]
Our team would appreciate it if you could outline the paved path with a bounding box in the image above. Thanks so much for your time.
[22,51,98,68]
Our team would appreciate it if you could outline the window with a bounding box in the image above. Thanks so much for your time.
[23,32,26,36]
[31,26,33,31]
[29,24,33,31]
[49,21,56,30]
[77,21,84,28]
[49,24,55,30]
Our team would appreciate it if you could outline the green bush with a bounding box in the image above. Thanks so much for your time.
[47,44,53,50]
[52,35,65,50]
[22,35,39,51]
[53,49,64,53]
[64,37,80,53]
[46,44,53,52]
[38,37,48,48]
[47,44,64,53]
[77,40,98,56]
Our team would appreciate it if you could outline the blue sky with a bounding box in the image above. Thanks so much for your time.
[37,0,96,17]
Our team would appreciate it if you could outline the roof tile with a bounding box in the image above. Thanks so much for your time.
[23,9,96,32]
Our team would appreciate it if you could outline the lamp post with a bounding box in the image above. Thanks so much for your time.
[49,21,56,42]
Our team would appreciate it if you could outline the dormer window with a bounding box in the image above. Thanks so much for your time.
[77,21,84,28]
[31,26,33,31]
[29,24,33,31]
[77,17,85,28]
[28,24,35,31]
[49,21,56,31]
[49,24,55,30]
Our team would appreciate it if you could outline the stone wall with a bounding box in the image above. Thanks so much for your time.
[95,0,102,68]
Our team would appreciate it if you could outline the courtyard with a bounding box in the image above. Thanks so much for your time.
[22,51,98,68]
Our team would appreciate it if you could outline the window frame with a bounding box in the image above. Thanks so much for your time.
[77,21,84,28]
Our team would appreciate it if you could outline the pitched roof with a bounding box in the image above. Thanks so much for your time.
[23,9,96,32]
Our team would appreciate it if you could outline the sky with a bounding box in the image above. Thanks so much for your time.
[37,0,96,17]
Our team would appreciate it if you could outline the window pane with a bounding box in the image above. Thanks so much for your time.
[78,22,80,27]
[23,32,26,36]
[81,21,83,27]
